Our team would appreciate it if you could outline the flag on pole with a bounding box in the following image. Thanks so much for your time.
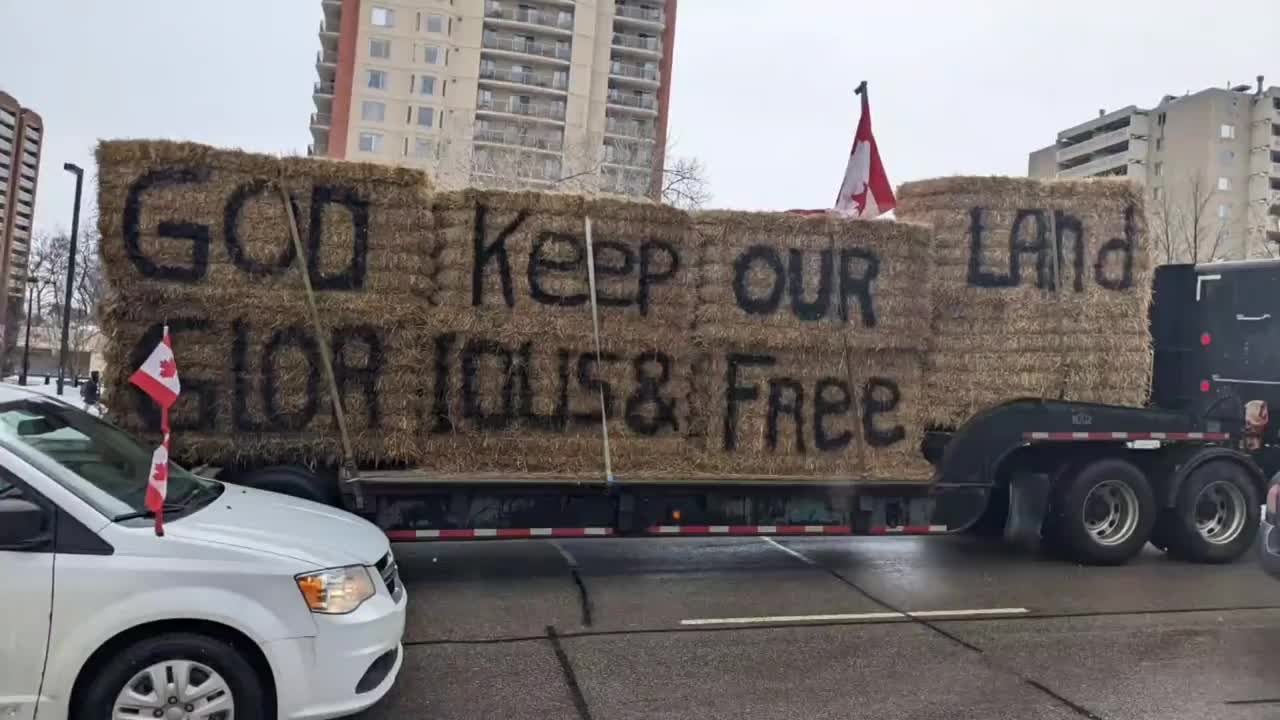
[130,329,181,409]
[834,81,896,218]
[131,326,180,536]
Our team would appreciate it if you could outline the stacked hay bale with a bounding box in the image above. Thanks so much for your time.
[896,177,1152,429]
[690,211,935,481]
[427,189,698,479]
[97,140,436,465]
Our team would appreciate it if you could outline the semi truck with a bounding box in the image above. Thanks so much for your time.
[201,257,1279,567]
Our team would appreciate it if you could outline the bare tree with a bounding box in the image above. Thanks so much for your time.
[1148,172,1230,264]
[24,225,105,380]
[434,125,711,210]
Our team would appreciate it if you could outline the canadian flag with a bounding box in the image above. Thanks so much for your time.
[146,439,169,516]
[834,82,896,218]
[130,327,181,409]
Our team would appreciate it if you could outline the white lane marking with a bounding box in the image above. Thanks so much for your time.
[760,536,817,565]
[680,608,1030,626]
[549,539,579,569]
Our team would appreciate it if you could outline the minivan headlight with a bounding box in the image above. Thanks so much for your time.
[295,566,376,614]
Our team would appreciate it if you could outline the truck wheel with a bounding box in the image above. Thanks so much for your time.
[234,465,337,505]
[1048,458,1155,565]
[75,632,266,720]
[1164,460,1259,563]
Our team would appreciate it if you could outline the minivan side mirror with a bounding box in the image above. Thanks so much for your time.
[0,498,49,549]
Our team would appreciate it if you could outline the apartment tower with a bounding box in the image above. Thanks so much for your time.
[310,0,676,197]
[0,92,42,344]
[1029,77,1280,262]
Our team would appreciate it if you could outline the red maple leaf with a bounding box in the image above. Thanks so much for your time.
[152,462,167,481]
[158,358,177,378]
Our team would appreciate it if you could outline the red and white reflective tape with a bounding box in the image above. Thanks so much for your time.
[386,527,614,541]
[1023,431,1230,441]
[646,525,852,536]
[868,524,948,535]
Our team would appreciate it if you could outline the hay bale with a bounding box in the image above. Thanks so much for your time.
[430,189,695,346]
[897,176,1151,427]
[686,347,931,481]
[691,210,933,352]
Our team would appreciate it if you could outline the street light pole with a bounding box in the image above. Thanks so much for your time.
[20,280,35,386]
[57,163,83,396]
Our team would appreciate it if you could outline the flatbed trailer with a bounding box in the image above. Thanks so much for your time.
[214,258,1280,566]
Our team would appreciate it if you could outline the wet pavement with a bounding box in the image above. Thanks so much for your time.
[359,535,1280,720]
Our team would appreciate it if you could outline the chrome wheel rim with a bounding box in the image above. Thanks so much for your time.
[1082,480,1141,546]
[113,659,234,720]
[1194,480,1248,545]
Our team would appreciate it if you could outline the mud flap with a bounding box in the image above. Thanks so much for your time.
[1004,472,1050,547]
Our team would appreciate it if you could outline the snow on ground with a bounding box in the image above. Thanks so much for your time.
[3,376,105,416]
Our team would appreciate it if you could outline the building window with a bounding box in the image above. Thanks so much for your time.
[415,138,435,159]
[1220,150,1235,164]
[1221,124,1236,139]
[358,132,383,153]
[371,6,394,26]
[1218,176,1231,191]
[419,75,437,96]
[1152,187,1163,200]
[367,69,387,90]
[1153,162,1163,177]
[1157,112,1166,127]
[422,45,441,64]
[370,38,391,59]
[1219,204,1231,219]
[1155,138,1163,151]
[361,100,386,122]
[426,14,445,33]
[417,107,435,127]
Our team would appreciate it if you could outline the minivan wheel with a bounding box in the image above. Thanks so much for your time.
[77,633,265,720]
[234,464,336,505]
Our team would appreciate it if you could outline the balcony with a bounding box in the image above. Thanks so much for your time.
[477,96,567,122]
[612,33,661,57]
[1056,127,1131,164]
[314,81,335,98]
[606,91,658,114]
[308,143,329,157]
[615,4,665,27]
[482,33,572,63]
[608,61,660,86]
[605,117,656,141]
[479,66,568,93]
[319,18,338,37]
[1057,152,1130,179]
[316,50,338,67]
[484,4,574,33]
[311,113,332,128]
[474,128,564,154]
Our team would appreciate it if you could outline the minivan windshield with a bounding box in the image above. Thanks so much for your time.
[0,396,217,520]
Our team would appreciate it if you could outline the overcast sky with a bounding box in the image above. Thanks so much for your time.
[2,0,1277,234]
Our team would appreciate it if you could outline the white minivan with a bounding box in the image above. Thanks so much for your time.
[0,386,406,720]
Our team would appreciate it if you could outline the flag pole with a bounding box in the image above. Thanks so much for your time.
[155,321,170,537]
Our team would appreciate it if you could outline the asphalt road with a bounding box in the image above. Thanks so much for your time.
[357,534,1280,720]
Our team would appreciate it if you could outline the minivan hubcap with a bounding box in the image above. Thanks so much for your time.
[113,660,234,720]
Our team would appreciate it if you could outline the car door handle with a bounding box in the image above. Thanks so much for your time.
[1237,313,1272,322]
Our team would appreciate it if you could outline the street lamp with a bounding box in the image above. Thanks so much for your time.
[57,162,83,396]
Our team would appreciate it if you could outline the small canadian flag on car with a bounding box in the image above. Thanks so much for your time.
[130,328,181,409]
[834,81,896,219]
[130,326,181,536]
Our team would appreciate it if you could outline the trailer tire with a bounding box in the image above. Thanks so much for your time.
[232,465,337,506]
[1164,460,1259,564]
[1048,458,1155,565]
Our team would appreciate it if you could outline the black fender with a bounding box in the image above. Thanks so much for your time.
[1150,445,1265,510]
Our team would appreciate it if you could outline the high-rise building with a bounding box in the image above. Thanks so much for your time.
[1029,78,1280,262]
[0,91,42,342]
[309,0,677,197]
